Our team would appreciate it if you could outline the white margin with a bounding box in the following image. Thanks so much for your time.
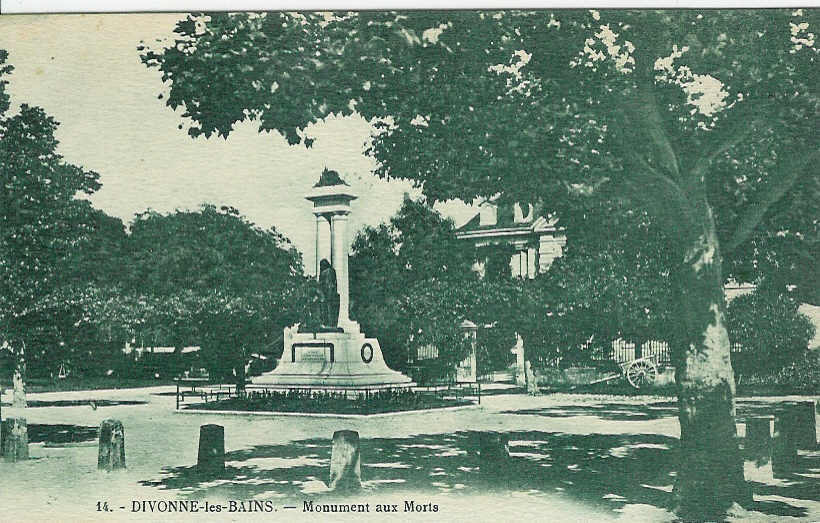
[2,0,819,14]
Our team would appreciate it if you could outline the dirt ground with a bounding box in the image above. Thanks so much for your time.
[1,387,817,522]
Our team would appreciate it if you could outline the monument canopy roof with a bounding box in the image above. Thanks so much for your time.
[313,168,350,188]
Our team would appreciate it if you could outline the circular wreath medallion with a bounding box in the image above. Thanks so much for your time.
[361,343,374,364]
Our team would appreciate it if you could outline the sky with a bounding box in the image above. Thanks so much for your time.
[0,13,476,274]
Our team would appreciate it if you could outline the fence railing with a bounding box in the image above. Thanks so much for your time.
[175,381,481,410]
[606,340,672,365]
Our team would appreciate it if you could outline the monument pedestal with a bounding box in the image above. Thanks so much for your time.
[252,326,413,389]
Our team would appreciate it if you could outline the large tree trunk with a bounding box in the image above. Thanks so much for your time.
[12,342,26,409]
[671,204,751,519]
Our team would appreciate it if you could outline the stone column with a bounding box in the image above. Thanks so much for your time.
[527,246,537,278]
[514,334,526,386]
[331,213,352,329]
[314,214,321,277]
[328,214,335,268]
[460,321,478,382]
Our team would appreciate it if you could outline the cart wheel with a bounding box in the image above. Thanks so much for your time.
[626,360,658,389]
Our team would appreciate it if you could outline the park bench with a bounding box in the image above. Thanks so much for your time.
[415,381,481,404]
[175,378,253,408]
[174,377,211,408]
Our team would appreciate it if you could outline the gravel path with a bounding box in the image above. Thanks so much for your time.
[1,387,817,522]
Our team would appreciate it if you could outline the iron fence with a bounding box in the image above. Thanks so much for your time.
[607,340,672,365]
[175,382,481,410]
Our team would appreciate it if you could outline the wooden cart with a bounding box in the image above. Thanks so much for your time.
[587,355,660,389]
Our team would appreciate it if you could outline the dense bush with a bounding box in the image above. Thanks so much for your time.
[727,288,815,379]
[772,351,820,393]
[736,350,820,394]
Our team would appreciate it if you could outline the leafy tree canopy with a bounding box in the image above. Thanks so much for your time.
[142,10,817,293]
[0,49,102,356]
[524,204,677,367]
[113,205,307,373]
[125,204,303,298]
[350,197,519,375]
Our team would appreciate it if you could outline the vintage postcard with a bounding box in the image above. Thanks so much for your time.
[0,7,818,522]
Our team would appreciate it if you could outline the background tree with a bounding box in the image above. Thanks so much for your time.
[141,10,818,518]
[523,203,676,369]
[116,205,306,382]
[35,209,128,378]
[350,197,519,378]
[0,50,101,406]
[726,286,815,381]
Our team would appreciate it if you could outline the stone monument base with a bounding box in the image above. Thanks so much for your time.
[251,326,414,389]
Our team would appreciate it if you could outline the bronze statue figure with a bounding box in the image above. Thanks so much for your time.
[318,258,340,327]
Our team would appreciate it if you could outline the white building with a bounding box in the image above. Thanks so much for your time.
[455,201,566,279]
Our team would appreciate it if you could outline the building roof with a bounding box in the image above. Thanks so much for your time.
[455,201,558,239]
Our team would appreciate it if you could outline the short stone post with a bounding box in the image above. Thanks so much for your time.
[745,417,772,464]
[479,432,509,460]
[329,430,361,491]
[787,401,817,450]
[2,417,29,462]
[97,419,126,471]
[772,414,798,478]
[525,361,539,395]
[197,424,225,476]
[478,431,510,475]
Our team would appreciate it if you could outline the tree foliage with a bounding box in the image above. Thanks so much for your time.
[0,50,103,386]
[350,198,519,377]
[726,287,815,379]
[109,205,308,380]
[142,10,817,279]
[15,208,127,378]
[523,206,677,368]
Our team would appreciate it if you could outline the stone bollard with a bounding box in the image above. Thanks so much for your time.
[329,430,361,491]
[197,424,225,476]
[98,419,126,471]
[525,362,539,395]
[2,417,29,462]
[744,417,773,481]
[478,431,510,475]
[745,417,772,464]
[772,414,798,478]
[479,432,510,461]
[787,402,817,450]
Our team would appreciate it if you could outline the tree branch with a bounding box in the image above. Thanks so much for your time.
[610,92,693,234]
[692,118,761,183]
[724,150,820,254]
[620,82,682,181]
[619,154,694,235]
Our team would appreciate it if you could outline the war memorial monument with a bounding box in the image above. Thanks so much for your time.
[252,170,413,390]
